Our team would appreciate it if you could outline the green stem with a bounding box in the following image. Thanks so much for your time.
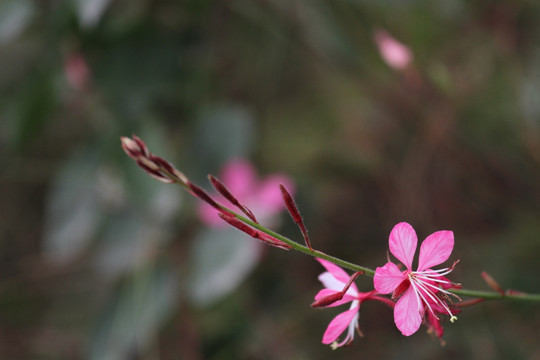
[451,288,540,301]
[163,170,540,303]
[238,212,375,276]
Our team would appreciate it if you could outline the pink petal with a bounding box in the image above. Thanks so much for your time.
[317,259,358,294]
[318,272,345,292]
[255,174,294,215]
[317,259,353,285]
[417,230,454,271]
[394,287,423,336]
[198,159,257,227]
[314,289,356,308]
[389,222,417,270]
[374,30,412,70]
[197,201,224,227]
[322,307,359,344]
[220,159,256,200]
[426,310,444,338]
[374,262,406,294]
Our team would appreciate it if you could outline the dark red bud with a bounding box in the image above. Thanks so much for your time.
[121,137,144,159]
[209,175,258,223]
[188,182,224,212]
[280,184,302,223]
[454,298,484,307]
[392,279,410,300]
[151,155,175,174]
[311,292,344,308]
[481,271,504,295]
[279,184,313,251]
[218,213,292,250]
[136,160,174,183]
[132,135,150,157]
[505,289,527,296]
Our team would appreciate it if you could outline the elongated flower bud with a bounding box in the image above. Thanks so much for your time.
[312,292,344,308]
[121,135,189,185]
[209,175,258,223]
[218,213,292,250]
[280,184,312,251]
[481,271,504,295]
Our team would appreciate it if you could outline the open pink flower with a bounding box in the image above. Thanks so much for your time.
[198,159,294,226]
[374,30,412,70]
[315,259,394,348]
[373,222,459,336]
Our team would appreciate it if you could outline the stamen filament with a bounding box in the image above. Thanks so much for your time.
[409,279,438,318]
[409,274,458,319]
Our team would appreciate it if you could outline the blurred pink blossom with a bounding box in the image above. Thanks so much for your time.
[374,30,412,70]
[314,259,393,348]
[198,159,294,227]
[373,222,459,336]
[64,52,90,90]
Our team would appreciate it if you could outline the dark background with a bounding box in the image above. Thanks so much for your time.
[1,0,540,359]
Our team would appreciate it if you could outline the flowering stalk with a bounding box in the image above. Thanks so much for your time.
[120,135,540,304]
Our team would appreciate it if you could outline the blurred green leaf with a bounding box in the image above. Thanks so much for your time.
[93,186,181,278]
[72,0,114,29]
[90,264,180,360]
[0,0,34,44]
[13,71,56,150]
[43,148,101,264]
[188,227,261,307]
[190,104,254,179]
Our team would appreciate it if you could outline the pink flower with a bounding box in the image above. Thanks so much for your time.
[198,159,293,226]
[315,259,394,348]
[374,30,412,70]
[374,222,459,336]
[64,52,90,91]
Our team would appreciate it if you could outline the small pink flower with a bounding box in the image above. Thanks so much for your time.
[64,52,90,90]
[198,159,293,226]
[374,222,459,336]
[374,30,412,70]
[315,259,394,348]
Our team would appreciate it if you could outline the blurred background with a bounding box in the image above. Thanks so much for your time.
[1,0,540,359]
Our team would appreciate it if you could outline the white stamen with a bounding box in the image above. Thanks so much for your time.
[409,271,459,320]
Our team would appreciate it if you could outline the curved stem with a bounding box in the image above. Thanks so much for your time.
[157,158,540,302]
[239,212,375,276]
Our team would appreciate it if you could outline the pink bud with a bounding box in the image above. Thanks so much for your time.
[374,30,412,70]
[280,184,312,251]
[218,213,292,250]
[209,175,258,223]
[311,291,344,308]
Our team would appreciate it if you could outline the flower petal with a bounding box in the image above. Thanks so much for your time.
[322,307,359,344]
[389,222,417,270]
[221,159,256,200]
[394,287,423,336]
[256,174,294,216]
[426,310,444,338]
[417,230,454,271]
[314,289,356,308]
[317,258,358,294]
[197,201,224,226]
[374,262,406,294]
[318,272,345,292]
